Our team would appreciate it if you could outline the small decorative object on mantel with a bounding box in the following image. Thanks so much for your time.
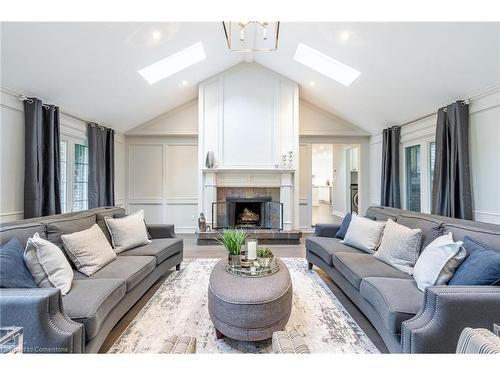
[287,151,293,169]
[198,213,206,232]
[280,154,287,168]
[205,151,216,168]
[217,229,247,267]
[257,247,274,268]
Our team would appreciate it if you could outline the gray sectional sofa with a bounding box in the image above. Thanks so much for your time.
[306,206,500,353]
[0,206,183,353]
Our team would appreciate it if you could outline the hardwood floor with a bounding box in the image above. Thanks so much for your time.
[99,234,389,353]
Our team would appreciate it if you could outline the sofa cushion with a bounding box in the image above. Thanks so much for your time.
[85,255,156,291]
[62,278,126,340]
[118,238,183,265]
[360,277,423,334]
[0,222,46,247]
[396,214,443,250]
[332,252,412,290]
[306,237,364,266]
[43,212,97,249]
[365,206,402,221]
[442,220,500,252]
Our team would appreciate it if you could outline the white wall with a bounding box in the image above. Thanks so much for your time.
[368,88,500,224]
[126,99,198,136]
[0,87,125,223]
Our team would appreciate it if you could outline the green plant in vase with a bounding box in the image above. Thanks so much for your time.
[257,247,274,268]
[217,229,247,266]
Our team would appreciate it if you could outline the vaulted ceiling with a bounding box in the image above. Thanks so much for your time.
[2,22,499,134]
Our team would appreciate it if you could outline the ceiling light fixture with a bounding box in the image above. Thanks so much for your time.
[181,80,189,87]
[340,31,350,42]
[294,43,361,86]
[223,21,280,52]
[152,30,162,41]
[138,42,206,84]
[309,81,316,87]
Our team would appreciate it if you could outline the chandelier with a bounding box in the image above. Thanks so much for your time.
[222,21,280,52]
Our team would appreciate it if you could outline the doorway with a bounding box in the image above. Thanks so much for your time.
[309,143,360,226]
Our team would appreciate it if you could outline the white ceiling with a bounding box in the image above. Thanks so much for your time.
[2,22,499,134]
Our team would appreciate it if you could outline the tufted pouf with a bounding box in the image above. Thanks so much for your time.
[208,258,293,342]
[160,335,196,354]
[272,330,311,354]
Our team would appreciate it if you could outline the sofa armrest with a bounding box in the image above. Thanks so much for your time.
[401,285,500,353]
[147,224,176,239]
[0,288,84,353]
[313,224,340,238]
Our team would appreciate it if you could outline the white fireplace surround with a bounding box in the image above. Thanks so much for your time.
[202,168,295,230]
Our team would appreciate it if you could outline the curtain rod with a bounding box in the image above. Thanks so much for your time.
[399,99,470,128]
[17,94,93,125]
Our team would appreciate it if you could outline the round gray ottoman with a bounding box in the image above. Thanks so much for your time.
[208,259,293,342]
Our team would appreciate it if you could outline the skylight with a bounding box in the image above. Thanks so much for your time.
[294,43,360,86]
[138,42,206,84]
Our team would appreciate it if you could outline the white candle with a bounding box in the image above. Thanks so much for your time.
[247,240,257,260]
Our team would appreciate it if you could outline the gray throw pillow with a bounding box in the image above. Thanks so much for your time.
[104,209,151,253]
[24,233,73,295]
[341,213,386,254]
[374,219,422,275]
[61,224,117,276]
[413,232,466,291]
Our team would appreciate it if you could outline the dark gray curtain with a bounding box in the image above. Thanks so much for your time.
[380,126,401,208]
[87,123,115,208]
[432,101,472,219]
[23,98,61,218]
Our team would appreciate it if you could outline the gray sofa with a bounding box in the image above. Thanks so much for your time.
[0,206,183,353]
[306,206,500,353]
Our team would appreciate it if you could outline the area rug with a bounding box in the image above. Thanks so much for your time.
[108,258,379,353]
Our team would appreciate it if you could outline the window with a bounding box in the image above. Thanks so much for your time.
[59,139,88,213]
[429,141,436,207]
[73,144,88,211]
[60,141,68,213]
[405,145,421,212]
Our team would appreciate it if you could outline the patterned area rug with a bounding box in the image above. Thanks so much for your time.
[109,258,379,353]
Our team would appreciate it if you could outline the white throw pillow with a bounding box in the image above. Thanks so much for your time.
[104,209,151,253]
[61,224,117,276]
[374,219,422,275]
[341,213,386,254]
[413,232,466,291]
[23,233,73,295]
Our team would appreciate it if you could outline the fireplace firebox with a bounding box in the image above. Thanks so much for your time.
[212,196,283,230]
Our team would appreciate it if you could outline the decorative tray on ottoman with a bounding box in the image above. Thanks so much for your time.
[225,257,280,278]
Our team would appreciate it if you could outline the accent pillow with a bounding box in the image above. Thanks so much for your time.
[412,232,466,291]
[341,213,386,254]
[335,212,352,239]
[374,219,422,275]
[61,224,117,276]
[104,209,151,253]
[23,233,73,295]
[448,236,500,286]
[0,238,37,288]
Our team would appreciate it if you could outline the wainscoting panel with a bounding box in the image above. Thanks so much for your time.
[165,144,198,199]
[128,203,164,223]
[165,202,198,232]
[128,144,163,200]
[126,137,199,232]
